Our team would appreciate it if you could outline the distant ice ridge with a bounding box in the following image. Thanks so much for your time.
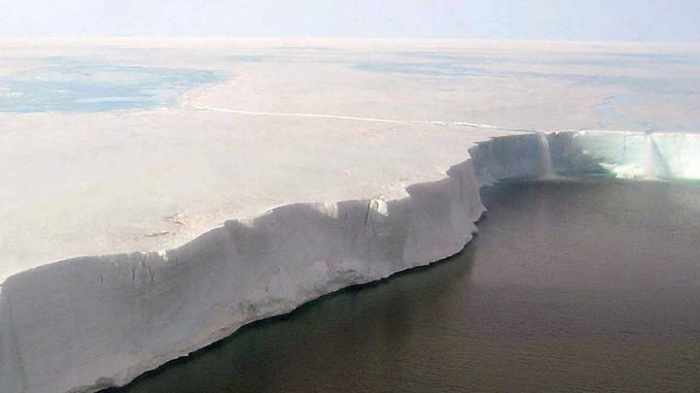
[1,130,699,393]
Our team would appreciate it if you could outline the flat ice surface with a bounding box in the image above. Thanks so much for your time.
[0,111,513,282]
[2,38,700,281]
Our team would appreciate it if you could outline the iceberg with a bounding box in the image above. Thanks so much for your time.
[0,109,510,393]
[1,38,699,393]
[3,128,699,393]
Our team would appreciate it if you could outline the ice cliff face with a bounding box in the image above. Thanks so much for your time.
[565,131,700,180]
[0,130,698,393]
[0,155,489,393]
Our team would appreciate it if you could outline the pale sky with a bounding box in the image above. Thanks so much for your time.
[1,0,699,42]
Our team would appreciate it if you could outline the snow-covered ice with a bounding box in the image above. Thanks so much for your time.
[1,39,699,393]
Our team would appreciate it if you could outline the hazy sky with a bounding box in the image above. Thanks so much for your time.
[1,0,699,42]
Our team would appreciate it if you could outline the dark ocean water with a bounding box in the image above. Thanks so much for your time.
[110,179,700,393]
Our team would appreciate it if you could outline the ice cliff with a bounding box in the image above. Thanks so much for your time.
[565,131,700,180]
[0,130,698,393]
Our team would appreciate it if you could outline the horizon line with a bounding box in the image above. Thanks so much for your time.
[0,36,698,46]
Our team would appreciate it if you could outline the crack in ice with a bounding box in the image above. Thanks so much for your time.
[186,104,545,133]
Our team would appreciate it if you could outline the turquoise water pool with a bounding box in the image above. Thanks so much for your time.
[0,58,223,113]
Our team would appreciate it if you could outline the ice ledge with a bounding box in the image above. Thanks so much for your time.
[1,130,698,393]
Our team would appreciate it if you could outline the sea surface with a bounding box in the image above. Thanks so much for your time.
[109,179,700,393]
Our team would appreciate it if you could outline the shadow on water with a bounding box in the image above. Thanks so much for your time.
[106,179,700,393]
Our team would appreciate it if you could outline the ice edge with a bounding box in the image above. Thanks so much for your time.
[1,130,699,393]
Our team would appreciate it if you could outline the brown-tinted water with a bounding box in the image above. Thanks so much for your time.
[109,179,700,393]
